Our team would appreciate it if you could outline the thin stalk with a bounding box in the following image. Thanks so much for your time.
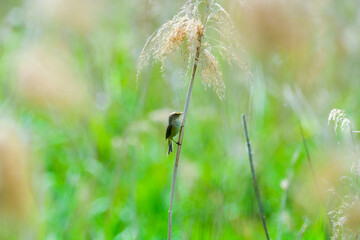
[242,114,270,240]
[276,147,301,240]
[299,124,333,231]
[349,126,358,198]
[297,217,310,240]
[167,4,209,237]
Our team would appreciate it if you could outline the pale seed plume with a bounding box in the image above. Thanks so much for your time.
[328,109,352,134]
[327,108,360,239]
[0,119,34,222]
[15,44,91,114]
[137,0,248,100]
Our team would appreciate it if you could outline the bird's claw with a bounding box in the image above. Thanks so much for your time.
[171,138,180,145]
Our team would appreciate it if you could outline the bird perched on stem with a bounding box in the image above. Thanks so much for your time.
[166,112,183,155]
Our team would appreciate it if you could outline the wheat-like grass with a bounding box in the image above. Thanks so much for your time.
[329,189,360,239]
[199,47,224,99]
[328,108,358,187]
[137,1,202,78]
[328,108,360,239]
[328,109,352,134]
[137,0,248,100]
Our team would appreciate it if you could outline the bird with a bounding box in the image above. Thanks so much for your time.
[166,112,183,155]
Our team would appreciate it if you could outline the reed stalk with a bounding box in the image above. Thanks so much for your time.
[242,114,270,240]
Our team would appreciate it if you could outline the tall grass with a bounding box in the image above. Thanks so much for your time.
[137,0,247,238]
[328,109,360,239]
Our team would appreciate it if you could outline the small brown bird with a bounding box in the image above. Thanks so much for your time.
[166,112,183,155]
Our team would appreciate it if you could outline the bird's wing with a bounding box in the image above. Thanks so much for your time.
[166,125,172,139]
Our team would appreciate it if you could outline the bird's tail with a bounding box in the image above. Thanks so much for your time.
[167,139,173,156]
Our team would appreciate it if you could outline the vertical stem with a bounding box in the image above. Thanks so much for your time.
[242,114,270,240]
[167,26,203,240]
[349,126,358,198]
[299,124,333,231]
[297,217,310,240]
[276,147,301,240]
[167,3,212,238]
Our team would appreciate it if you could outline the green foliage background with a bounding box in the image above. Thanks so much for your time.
[0,0,359,239]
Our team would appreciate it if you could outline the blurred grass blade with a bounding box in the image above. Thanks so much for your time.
[299,123,333,231]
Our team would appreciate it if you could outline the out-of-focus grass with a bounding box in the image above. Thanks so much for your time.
[0,0,359,239]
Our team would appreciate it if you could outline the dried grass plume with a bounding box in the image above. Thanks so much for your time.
[328,109,352,133]
[137,0,248,100]
[15,44,91,114]
[0,119,34,221]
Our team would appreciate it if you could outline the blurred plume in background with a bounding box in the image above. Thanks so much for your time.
[15,44,91,114]
[0,119,35,225]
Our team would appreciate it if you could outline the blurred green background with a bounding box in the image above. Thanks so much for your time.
[0,0,360,239]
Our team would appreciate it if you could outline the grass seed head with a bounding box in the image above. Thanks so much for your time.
[0,119,34,222]
[15,44,91,115]
[328,109,352,134]
[199,47,224,100]
[137,1,203,80]
[137,0,248,100]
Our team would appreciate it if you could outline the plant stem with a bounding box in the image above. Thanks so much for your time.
[349,126,358,198]
[242,114,270,240]
[167,23,204,240]
[276,147,301,240]
[297,217,310,240]
[299,124,334,231]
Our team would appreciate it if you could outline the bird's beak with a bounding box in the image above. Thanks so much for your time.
[179,112,184,115]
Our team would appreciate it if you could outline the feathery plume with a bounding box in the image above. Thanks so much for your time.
[137,0,248,100]
[328,109,352,134]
